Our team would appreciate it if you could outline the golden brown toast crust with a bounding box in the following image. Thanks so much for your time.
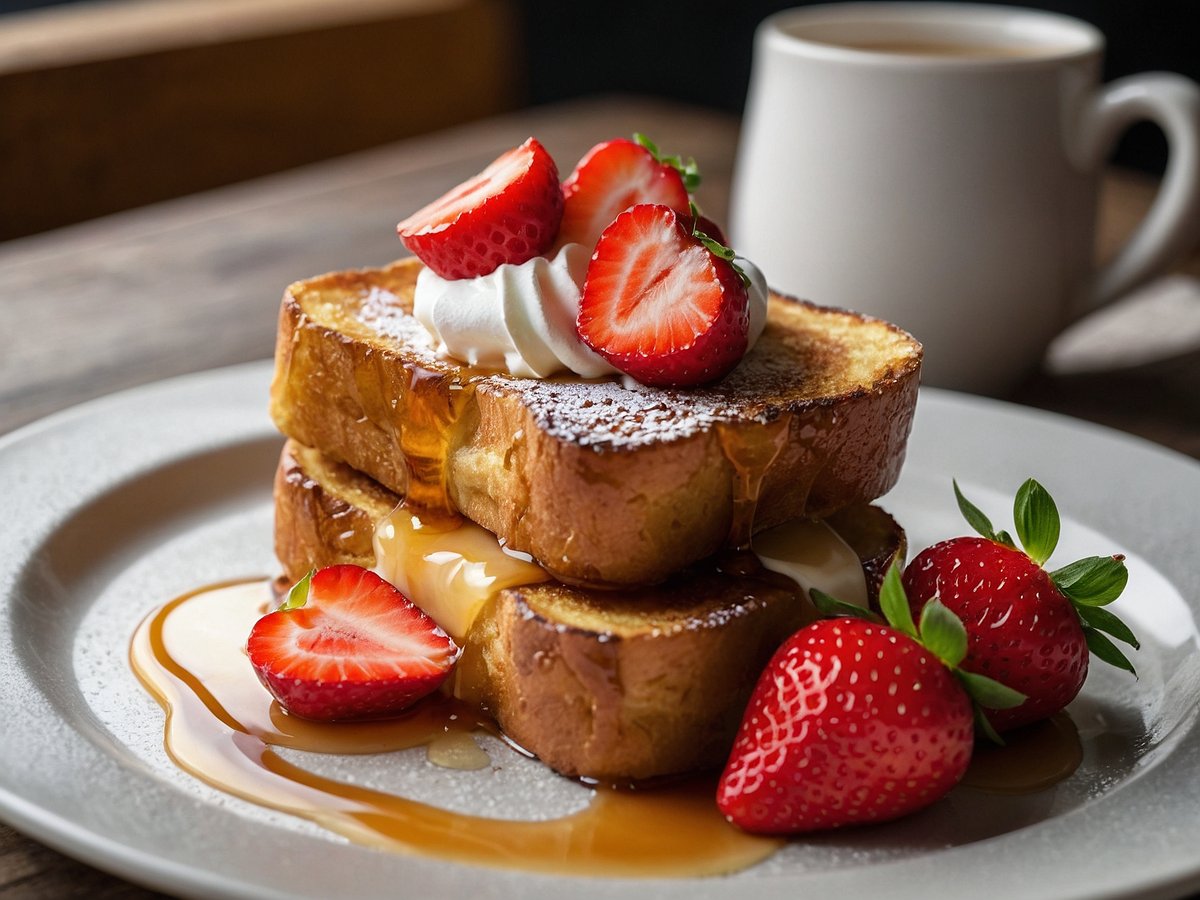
[273,439,906,781]
[270,257,921,586]
[274,442,395,574]
[459,570,809,781]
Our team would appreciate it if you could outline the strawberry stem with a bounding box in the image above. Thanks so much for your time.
[956,669,1025,710]
[810,588,881,622]
[954,479,1008,546]
[1076,604,1140,649]
[826,561,1027,744]
[1051,555,1129,606]
[973,705,1006,745]
[878,565,917,639]
[634,132,702,192]
[918,599,967,668]
[688,201,750,287]
[1083,627,1137,676]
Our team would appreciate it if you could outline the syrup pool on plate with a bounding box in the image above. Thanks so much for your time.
[130,579,782,877]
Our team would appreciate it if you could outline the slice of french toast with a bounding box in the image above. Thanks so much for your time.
[274,439,906,782]
[269,258,921,588]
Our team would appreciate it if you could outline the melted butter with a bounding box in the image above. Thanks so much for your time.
[753,519,869,609]
[131,579,781,877]
[373,505,550,642]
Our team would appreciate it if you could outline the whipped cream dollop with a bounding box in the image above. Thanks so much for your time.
[413,243,771,380]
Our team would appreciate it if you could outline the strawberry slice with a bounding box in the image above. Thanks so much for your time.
[559,135,695,250]
[247,565,459,721]
[397,137,562,279]
[577,204,750,387]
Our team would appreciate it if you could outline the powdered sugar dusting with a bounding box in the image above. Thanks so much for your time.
[495,378,741,447]
[342,273,920,451]
[485,317,888,449]
[356,287,444,363]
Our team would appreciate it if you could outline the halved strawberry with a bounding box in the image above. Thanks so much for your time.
[397,137,562,279]
[559,134,696,250]
[247,565,459,721]
[577,204,749,387]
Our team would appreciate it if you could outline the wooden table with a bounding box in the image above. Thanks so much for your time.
[1,96,1197,899]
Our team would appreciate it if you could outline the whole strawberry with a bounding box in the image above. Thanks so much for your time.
[903,479,1136,733]
[718,568,1022,833]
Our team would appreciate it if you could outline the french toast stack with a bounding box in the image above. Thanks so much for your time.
[268,256,922,782]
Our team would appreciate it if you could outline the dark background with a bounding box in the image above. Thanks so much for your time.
[3,0,1196,179]
[515,0,1199,175]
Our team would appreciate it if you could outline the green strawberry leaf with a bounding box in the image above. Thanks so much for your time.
[810,588,882,622]
[957,670,1027,710]
[1013,478,1059,565]
[964,671,1028,745]
[279,568,314,611]
[634,132,702,192]
[974,705,1006,745]
[633,132,660,157]
[953,479,1005,545]
[1084,626,1138,676]
[917,598,968,668]
[669,155,702,192]
[1051,555,1128,606]
[1075,604,1140,649]
[696,231,736,261]
[878,563,917,639]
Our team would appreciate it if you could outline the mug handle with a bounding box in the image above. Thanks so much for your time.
[1075,73,1200,313]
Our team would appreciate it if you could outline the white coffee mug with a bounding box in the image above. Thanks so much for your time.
[731,3,1200,394]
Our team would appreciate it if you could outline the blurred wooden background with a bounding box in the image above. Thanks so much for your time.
[0,0,520,239]
[4,0,1197,242]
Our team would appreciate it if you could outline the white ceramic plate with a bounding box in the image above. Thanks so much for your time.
[2,361,1198,900]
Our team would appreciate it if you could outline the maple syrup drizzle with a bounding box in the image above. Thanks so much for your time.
[131,579,782,877]
[397,365,480,520]
[716,414,794,553]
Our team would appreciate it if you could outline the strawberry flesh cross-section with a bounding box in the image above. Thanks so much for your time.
[577,204,750,388]
[248,565,460,721]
